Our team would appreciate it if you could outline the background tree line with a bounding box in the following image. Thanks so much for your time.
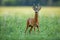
[0,0,60,6]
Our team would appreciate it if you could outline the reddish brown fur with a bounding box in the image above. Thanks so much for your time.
[25,12,39,33]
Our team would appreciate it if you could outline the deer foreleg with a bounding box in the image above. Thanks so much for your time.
[37,25,40,32]
[34,27,35,32]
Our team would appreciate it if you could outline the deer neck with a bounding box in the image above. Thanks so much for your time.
[34,12,38,23]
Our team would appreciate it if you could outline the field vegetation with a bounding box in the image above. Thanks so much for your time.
[0,6,60,40]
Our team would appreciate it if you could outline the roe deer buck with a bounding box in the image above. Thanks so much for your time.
[25,4,41,33]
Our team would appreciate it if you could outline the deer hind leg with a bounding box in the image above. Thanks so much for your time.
[29,25,33,34]
[25,26,28,33]
[25,21,29,33]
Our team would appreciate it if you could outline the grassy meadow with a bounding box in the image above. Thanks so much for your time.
[0,6,60,40]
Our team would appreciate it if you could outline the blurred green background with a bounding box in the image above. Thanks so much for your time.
[0,0,60,40]
[0,0,60,6]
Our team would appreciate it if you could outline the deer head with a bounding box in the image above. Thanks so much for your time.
[33,4,41,13]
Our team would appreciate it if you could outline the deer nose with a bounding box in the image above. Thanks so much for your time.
[35,12,38,13]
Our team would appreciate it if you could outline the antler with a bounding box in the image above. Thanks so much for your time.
[33,3,41,12]
[37,4,41,10]
[33,4,35,11]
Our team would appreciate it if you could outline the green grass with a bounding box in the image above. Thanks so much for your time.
[0,6,60,40]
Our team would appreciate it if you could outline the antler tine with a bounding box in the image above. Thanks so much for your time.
[33,3,35,11]
[33,3,35,8]
[38,4,39,6]
[33,3,35,6]
[37,4,40,8]
[37,3,41,10]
